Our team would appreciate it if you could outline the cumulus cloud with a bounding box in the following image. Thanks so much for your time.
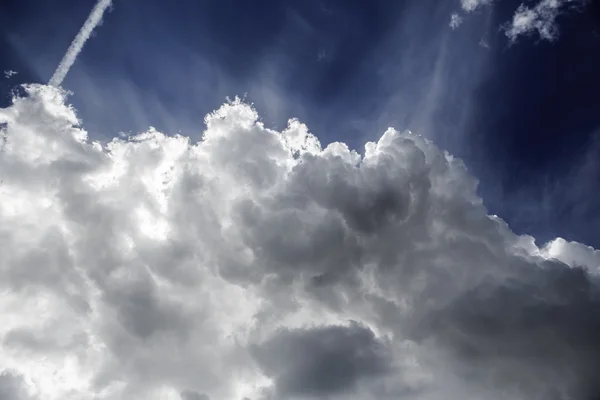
[4,70,18,79]
[449,13,464,29]
[0,371,36,400]
[504,0,584,42]
[250,322,395,398]
[1,84,600,400]
[454,0,588,42]
[461,0,493,12]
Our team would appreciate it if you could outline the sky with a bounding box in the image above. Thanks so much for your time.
[1,1,600,400]
[2,0,599,248]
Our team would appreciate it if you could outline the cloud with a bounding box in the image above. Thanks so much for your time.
[48,0,113,87]
[1,84,600,399]
[503,0,584,42]
[250,322,394,398]
[461,0,493,12]
[454,0,588,42]
[180,391,210,400]
[0,371,36,400]
[4,70,18,79]
[449,13,464,29]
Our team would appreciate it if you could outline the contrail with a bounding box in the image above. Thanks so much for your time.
[48,0,113,87]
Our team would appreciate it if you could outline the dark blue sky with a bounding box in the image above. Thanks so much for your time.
[1,0,599,248]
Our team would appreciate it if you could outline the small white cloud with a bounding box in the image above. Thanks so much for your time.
[450,13,464,29]
[454,0,587,43]
[450,0,492,35]
[461,0,493,12]
[4,70,18,79]
[503,0,581,42]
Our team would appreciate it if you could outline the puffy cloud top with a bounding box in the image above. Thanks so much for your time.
[0,84,599,400]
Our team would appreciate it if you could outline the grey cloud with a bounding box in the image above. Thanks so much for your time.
[250,322,393,399]
[414,261,600,399]
[180,390,210,400]
[3,326,89,355]
[102,269,194,340]
[0,371,35,400]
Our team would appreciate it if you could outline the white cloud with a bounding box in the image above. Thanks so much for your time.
[449,13,464,29]
[460,0,493,12]
[4,70,18,79]
[504,0,582,42]
[454,0,587,42]
[1,84,600,400]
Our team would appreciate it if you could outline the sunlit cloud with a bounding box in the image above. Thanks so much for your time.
[0,85,599,399]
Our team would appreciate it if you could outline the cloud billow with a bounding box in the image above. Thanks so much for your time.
[250,322,394,398]
[0,84,599,400]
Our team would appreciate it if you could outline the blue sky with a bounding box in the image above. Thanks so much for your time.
[1,0,599,247]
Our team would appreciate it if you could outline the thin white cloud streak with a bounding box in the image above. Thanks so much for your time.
[48,0,112,87]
